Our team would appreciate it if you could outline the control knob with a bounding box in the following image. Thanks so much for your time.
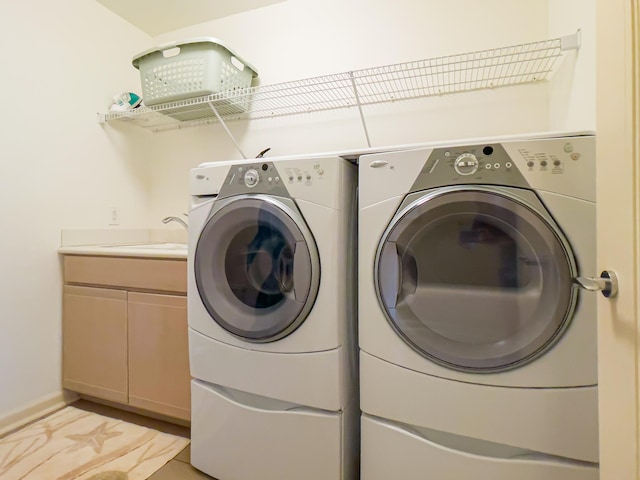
[244,169,259,187]
[454,153,479,176]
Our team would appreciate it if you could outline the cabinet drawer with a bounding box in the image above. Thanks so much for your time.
[64,255,187,293]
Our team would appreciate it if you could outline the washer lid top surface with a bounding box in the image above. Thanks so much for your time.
[375,186,578,373]
[195,194,320,343]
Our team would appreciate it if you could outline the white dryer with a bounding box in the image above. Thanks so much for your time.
[358,134,598,479]
[188,155,358,480]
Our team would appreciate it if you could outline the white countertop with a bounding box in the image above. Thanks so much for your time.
[58,243,188,259]
[58,228,188,259]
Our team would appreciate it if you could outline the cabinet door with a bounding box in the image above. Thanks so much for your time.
[128,292,190,421]
[63,285,128,403]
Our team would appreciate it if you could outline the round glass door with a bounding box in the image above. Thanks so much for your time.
[195,195,320,342]
[375,187,577,372]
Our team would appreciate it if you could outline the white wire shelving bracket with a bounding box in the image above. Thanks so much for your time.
[99,30,581,147]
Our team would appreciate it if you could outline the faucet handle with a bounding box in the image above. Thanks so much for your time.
[162,215,188,230]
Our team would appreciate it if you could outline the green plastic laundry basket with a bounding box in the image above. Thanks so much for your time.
[132,37,258,107]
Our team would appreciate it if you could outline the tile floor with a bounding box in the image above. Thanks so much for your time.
[72,399,214,480]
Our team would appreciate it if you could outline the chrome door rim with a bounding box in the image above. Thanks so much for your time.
[374,185,579,373]
[195,194,321,343]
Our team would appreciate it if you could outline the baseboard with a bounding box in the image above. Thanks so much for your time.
[78,394,191,428]
[0,390,78,437]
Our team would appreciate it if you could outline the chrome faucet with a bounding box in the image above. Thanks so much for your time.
[162,215,188,230]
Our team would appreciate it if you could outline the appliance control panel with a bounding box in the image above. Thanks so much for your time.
[409,135,595,202]
[419,143,529,189]
[426,141,584,180]
[207,157,337,201]
[213,162,291,199]
[282,160,326,186]
[233,163,284,189]
[190,155,343,203]
[228,161,325,189]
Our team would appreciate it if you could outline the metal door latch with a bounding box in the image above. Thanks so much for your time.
[573,270,618,298]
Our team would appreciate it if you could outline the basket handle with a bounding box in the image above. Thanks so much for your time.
[230,55,246,72]
[151,39,183,58]
[161,46,181,58]
[154,39,182,52]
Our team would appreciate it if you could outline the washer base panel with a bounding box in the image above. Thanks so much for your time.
[360,351,598,463]
[191,379,350,480]
[361,415,598,480]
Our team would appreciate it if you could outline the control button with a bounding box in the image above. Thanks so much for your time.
[275,176,280,183]
[540,160,548,167]
[297,175,303,181]
[444,151,451,157]
[505,162,512,169]
[527,161,535,168]
[268,177,273,183]
[571,153,581,161]
[485,163,492,170]
[238,167,244,172]
[288,176,294,182]
[564,143,573,153]
[244,169,259,187]
[553,160,561,167]
[493,163,500,169]
[318,169,324,175]
[454,153,479,176]
[306,175,311,180]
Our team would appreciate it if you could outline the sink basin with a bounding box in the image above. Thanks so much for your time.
[104,243,188,250]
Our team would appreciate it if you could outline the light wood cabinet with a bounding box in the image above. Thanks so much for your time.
[64,255,187,294]
[63,285,128,403]
[62,255,190,422]
[128,292,190,420]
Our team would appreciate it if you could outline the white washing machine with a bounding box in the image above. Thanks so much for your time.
[188,155,358,480]
[358,134,599,479]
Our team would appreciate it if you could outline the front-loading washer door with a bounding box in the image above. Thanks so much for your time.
[375,186,578,372]
[195,194,320,343]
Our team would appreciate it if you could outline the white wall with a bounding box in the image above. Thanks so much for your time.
[0,1,151,425]
[145,0,551,221]
[0,0,596,429]
[548,0,596,131]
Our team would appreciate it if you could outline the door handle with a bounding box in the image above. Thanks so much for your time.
[378,242,401,308]
[573,270,618,298]
[369,160,388,168]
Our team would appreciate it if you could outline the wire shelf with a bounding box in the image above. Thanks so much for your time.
[101,31,580,133]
